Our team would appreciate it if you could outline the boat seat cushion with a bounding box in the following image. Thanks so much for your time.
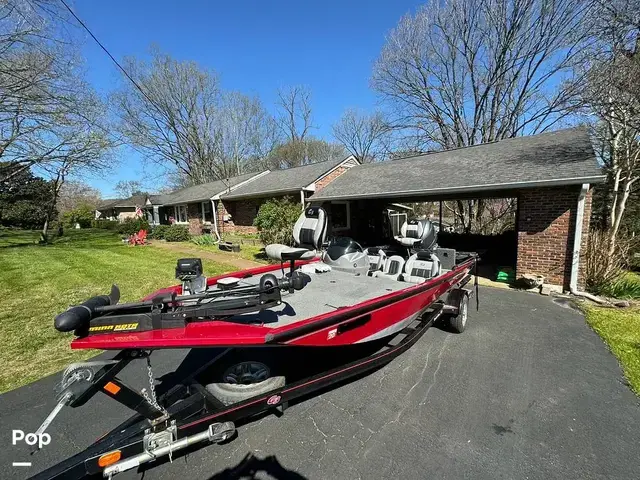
[265,244,317,261]
[394,219,437,250]
[403,252,441,283]
[372,255,405,280]
[266,206,327,262]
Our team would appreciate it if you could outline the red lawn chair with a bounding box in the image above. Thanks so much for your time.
[128,229,148,246]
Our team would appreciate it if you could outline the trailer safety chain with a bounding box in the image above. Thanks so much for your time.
[141,357,168,415]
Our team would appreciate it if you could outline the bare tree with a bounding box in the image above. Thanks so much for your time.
[332,109,389,162]
[114,180,145,199]
[112,51,225,184]
[37,128,112,241]
[372,0,595,230]
[0,0,108,182]
[57,181,101,213]
[276,85,314,142]
[271,85,319,167]
[218,91,280,175]
[113,51,279,185]
[578,0,640,253]
[373,0,594,149]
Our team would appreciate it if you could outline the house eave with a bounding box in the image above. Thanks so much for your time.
[309,175,607,202]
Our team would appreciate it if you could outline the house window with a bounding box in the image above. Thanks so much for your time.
[201,201,213,223]
[331,201,350,231]
[174,205,188,223]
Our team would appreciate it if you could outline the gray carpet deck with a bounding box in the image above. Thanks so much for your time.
[217,269,405,328]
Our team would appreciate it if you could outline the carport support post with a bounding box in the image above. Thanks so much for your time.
[439,201,443,230]
[569,183,589,292]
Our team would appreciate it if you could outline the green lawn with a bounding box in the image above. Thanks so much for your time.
[584,305,640,395]
[0,228,233,393]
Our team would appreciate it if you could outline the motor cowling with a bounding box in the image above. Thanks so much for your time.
[54,285,120,332]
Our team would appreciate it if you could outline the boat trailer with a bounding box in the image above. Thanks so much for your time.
[30,278,477,480]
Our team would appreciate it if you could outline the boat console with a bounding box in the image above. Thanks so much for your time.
[321,237,370,275]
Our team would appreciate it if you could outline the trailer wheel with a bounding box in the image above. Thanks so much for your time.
[448,293,469,333]
[206,360,285,406]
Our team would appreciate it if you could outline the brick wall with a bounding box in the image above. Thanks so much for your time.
[315,166,348,191]
[217,199,260,235]
[516,186,592,290]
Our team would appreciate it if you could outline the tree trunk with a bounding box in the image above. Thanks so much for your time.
[40,214,50,244]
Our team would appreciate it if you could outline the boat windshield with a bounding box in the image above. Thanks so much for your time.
[325,237,363,261]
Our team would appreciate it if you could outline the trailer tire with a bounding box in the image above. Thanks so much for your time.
[448,293,469,333]
[205,359,285,406]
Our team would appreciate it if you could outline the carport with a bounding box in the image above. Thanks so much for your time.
[309,127,605,291]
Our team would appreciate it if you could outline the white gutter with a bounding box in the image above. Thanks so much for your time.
[211,199,221,242]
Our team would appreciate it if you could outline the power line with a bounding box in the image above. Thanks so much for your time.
[58,0,231,187]
[58,0,156,110]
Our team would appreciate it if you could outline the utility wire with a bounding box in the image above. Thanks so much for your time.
[58,0,157,110]
[58,0,231,187]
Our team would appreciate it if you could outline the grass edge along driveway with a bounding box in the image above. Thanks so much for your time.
[0,229,234,393]
[583,304,640,395]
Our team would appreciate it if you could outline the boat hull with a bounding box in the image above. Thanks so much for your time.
[70,258,475,350]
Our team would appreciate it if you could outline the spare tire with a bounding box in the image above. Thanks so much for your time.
[205,360,285,406]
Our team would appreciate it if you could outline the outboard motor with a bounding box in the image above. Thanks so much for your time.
[321,237,370,275]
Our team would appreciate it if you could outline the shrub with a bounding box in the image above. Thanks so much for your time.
[191,234,217,246]
[62,204,94,228]
[253,197,301,246]
[0,200,50,229]
[148,224,171,240]
[91,219,119,230]
[585,229,638,295]
[163,225,191,242]
[600,273,640,300]
[117,217,150,236]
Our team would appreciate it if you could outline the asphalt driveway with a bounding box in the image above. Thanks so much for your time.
[1,287,639,479]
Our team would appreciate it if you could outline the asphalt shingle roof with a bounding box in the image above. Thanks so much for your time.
[99,195,147,208]
[221,157,349,200]
[310,127,604,201]
[159,172,263,205]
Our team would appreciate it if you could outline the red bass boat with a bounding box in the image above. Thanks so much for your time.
[32,206,477,480]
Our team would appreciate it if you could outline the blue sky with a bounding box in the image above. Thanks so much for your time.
[73,0,424,196]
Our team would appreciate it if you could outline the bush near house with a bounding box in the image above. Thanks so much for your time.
[62,204,95,228]
[253,197,301,246]
[91,219,119,230]
[148,224,171,240]
[163,225,191,242]
[148,224,190,241]
[117,217,150,236]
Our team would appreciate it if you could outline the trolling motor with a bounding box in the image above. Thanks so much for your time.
[54,258,311,336]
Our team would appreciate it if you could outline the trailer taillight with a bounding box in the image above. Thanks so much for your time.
[98,450,121,467]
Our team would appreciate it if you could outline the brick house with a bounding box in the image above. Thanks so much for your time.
[95,195,148,222]
[216,156,360,235]
[148,171,269,234]
[309,128,604,291]
[102,156,359,235]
